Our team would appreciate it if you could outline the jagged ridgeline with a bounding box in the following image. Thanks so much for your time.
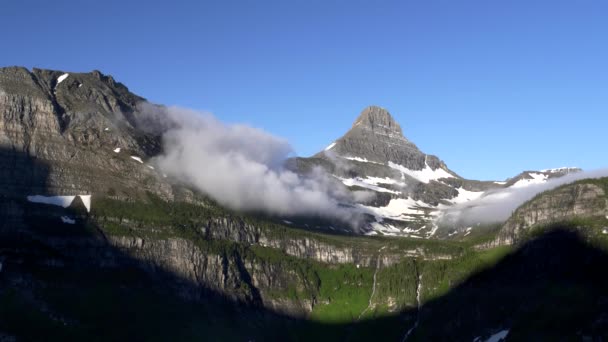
[1,67,608,341]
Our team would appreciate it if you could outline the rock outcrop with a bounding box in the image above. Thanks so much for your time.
[0,66,171,200]
[491,179,608,246]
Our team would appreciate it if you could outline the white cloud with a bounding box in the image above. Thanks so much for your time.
[437,168,608,226]
[144,106,368,225]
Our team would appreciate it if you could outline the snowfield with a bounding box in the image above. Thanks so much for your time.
[361,197,431,219]
[337,176,402,194]
[388,161,454,184]
[27,194,91,213]
[57,73,69,84]
[342,156,383,164]
[130,156,144,163]
[324,142,336,151]
[448,187,485,204]
[511,173,548,188]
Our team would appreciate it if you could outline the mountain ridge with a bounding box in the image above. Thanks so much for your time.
[0,66,584,239]
[2,66,607,341]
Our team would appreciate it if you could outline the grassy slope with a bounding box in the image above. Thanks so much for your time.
[15,190,601,340]
[89,193,515,323]
[8,185,608,340]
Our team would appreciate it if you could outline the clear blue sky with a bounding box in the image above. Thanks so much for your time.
[2,0,607,180]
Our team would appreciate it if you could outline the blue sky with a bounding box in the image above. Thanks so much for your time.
[2,0,606,180]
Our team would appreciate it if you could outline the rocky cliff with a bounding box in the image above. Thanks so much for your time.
[490,178,608,246]
[0,66,171,201]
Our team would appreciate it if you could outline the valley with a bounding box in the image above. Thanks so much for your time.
[1,66,607,340]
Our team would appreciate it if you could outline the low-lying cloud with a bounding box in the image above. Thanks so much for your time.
[141,105,369,226]
[438,168,608,226]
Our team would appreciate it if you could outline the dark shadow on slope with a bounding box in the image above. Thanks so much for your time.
[2,147,608,341]
[301,227,608,341]
[404,227,608,341]
[0,147,387,341]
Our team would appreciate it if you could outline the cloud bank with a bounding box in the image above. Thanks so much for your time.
[141,105,368,226]
[438,168,608,226]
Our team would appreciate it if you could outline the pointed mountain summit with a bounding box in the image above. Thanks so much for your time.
[318,105,453,173]
[351,105,405,138]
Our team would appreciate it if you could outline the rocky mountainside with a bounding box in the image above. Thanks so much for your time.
[0,66,173,203]
[291,106,580,238]
[0,67,474,339]
[503,167,582,188]
[2,66,607,341]
[489,177,608,246]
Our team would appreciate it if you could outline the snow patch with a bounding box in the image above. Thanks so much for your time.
[448,188,485,204]
[324,142,336,151]
[337,176,402,194]
[27,194,91,213]
[28,195,75,208]
[282,220,293,225]
[388,161,454,184]
[511,173,548,188]
[79,195,91,212]
[113,148,121,153]
[61,216,76,224]
[362,198,432,220]
[342,156,382,164]
[541,167,578,173]
[57,73,69,84]
[427,223,440,237]
[130,156,144,164]
[493,181,507,185]
[104,127,110,132]
[147,165,155,170]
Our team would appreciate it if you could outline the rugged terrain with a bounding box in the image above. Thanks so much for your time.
[1,67,607,341]
[290,105,580,238]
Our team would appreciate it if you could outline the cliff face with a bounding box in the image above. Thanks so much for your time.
[3,67,425,319]
[0,67,171,200]
[492,180,608,246]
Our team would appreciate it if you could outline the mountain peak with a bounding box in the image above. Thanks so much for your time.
[315,105,454,174]
[352,106,403,137]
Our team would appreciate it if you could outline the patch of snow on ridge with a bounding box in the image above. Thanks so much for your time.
[27,195,91,213]
[511,173,548,188]
[448,188,485,204]
[324,142,336,151]
[130,156,144,163]
[541,167,578,173]
[494,181,507,185]
[361,198,432,220]
[388,161,453,184]
[79,195,91,212]
[342,156,382,164]
[27,195,75,208]
[113,148,121,153]
[282,220,293,225]
[337,176,402,194]
[57,73,69,84]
